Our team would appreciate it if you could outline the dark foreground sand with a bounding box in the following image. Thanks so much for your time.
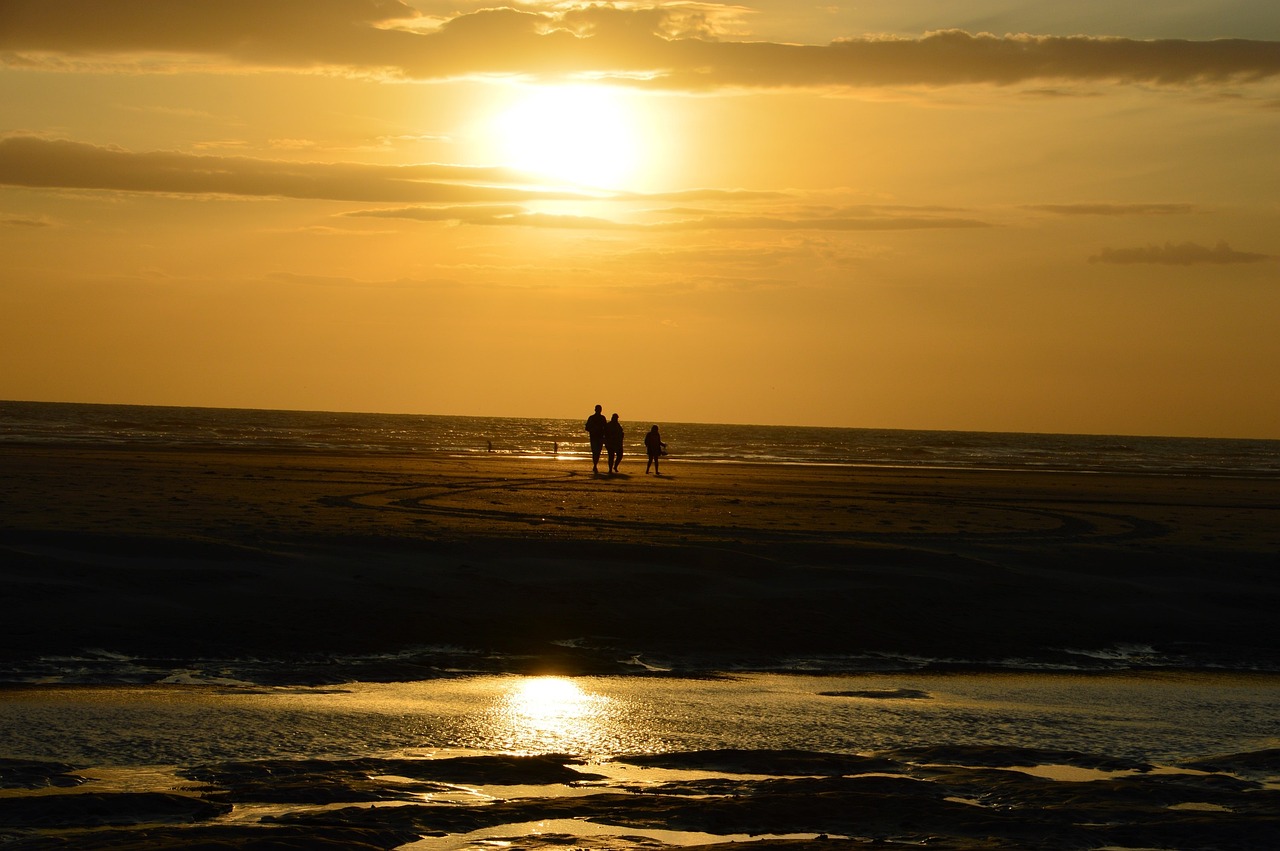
[3,747,1278,850]
[2,444,1277,676]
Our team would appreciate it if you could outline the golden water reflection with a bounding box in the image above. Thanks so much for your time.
[482,676,628,754]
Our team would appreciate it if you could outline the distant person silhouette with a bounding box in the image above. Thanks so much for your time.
[604,413,624,473]
[584,404,607,473]
[644,425,667,475]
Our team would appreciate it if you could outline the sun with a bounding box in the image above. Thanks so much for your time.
[490,85,642,189]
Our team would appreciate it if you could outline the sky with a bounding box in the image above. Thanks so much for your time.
[2,1,1278,438]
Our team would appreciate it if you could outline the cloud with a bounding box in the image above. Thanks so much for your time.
[264,271,463,290]
[346,204,527,222]
[350,203,990,231]
[0,0,420,59]
[0,136,593,202]
[3,3,1279,89]
[483,211,629,229]
[1,214,55,227]
[1027,203,1195,216]
[1089,240,1272,265]
[1,136,982,230]
[348,205,640,228]
[649,214,991,231]
[635,188,792,202]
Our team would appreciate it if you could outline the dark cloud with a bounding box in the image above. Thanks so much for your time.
[0,136,592,202]
[2,3,1278,88]
[0,0,419,60]
[1089,240,1272,265]
[1028,203,1196,216]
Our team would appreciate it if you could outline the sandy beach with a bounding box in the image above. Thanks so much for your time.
[2,444,1277,676]
[3,444,1280,850]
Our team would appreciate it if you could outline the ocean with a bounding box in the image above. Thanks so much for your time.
[4,399,1279,477]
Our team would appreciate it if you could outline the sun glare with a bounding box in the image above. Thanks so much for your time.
[491,85,642,188]
[509,676,592,721]
[482,676,616,753]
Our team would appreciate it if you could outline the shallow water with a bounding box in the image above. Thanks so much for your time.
[5,672,1276,769]
[5,673,1276,849]
[5,399,1279,474]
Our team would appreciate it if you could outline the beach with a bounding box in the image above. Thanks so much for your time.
[2,443,1278,676]
[2,444,1279,849]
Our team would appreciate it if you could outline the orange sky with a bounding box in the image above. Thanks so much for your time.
[2,1,1278,437]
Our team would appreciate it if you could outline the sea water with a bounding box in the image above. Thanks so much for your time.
[3,673,1276,769]
[3,399,1279,476]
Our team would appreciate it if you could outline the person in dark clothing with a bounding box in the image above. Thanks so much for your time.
[604,413,624,473]
[584,404,607,473]
[644,425,667,475]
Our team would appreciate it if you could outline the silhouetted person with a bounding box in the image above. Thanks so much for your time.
[584,404,607,473]
[604,413,624,473]
[644,425,667,475]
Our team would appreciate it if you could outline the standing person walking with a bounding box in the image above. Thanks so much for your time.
[604,413,625,473]
[644,425,667,475]
[584,404,607,474]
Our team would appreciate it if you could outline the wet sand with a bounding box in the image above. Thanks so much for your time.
[2,444,1277,676]
[7,746,1278,851]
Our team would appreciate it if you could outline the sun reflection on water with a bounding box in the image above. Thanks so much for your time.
[481,676,624,755]
[509,677,591,719]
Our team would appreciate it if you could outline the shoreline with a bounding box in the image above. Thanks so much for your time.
[2,444,1278,682]
[6,437,1279,482]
